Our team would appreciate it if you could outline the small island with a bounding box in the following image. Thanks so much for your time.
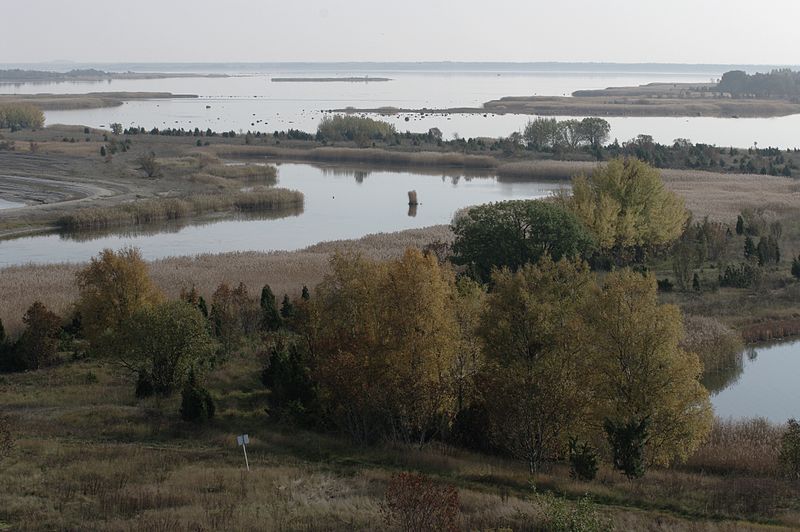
[335,69,800,118]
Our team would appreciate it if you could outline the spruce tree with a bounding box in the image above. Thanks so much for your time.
[179,369,215,423]
[280,294,295,319]
[301,285,310,301]
[692,272,700,291]
[604,417,649,479]
[197,296,209,318]
[100,145,107,157]
[736,215,745,235]
[744,235,756,259]
[260,284,282,331]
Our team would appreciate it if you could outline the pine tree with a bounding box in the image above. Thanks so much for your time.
[744,235,756,259]
[260,284,282,331]
[736,215,745,235]
[280,294,295,319]
[301,285,310,301]
[179,369,215,423]
[604,417,649,479]
[197,296,209,318]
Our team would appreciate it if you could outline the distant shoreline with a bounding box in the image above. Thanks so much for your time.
[271,77,392,83]
[0,92,198,111]
[0,68,228,83]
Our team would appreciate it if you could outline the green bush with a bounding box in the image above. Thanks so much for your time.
[0,103,44,129]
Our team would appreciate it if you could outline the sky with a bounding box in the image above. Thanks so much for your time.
[5,0,800,64]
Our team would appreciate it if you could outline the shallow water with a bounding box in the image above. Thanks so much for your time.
[710,341,800,422]
[11,69,797,149]
[0,163,563,266]
[0,198,23,210]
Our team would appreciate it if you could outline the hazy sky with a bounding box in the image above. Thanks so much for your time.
[6,0,800,64]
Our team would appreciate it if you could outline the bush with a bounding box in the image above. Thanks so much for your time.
[381,472,459,532]
[541,493,612,532]
[0,415,13,461]
[720,262,762,288]
[569,437,599,481]
[0,103,44,129]
[780,419,800,479]
[179,370,216,423]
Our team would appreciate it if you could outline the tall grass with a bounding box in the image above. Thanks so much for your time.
[56,189,303,231]
[681,315,744,374]
[206,164,277,182]
[741,317,800,343]
[685,418,784,476]
[496,160,598,180]
[0,103,44,129]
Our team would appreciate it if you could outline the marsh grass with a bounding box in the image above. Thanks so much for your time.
[213,145,498,169]
[56,188,303,231]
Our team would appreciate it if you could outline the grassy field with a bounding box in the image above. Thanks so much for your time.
[2,346,799,531]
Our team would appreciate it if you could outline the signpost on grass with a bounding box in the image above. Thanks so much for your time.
[236,434,250,471]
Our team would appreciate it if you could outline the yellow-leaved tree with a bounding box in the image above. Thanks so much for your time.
[310,249,464,445]
[565,158,688,256]
[75,247,163,351]
[586,270,712,467]
[478,257,595,473]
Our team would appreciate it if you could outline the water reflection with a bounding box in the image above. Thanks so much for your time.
[710,341,800,422]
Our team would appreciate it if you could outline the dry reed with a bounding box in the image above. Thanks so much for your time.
[56,188,303,231]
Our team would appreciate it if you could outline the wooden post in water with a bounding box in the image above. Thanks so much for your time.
[408,190,418,205]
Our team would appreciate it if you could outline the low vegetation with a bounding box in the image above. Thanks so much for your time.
[57,188,304,231]
[0,103,44,130]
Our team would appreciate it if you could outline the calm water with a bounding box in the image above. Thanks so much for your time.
[0,163,563,266]
[710,341,800,422]
[0,198,23,210]
[10,68,797,148]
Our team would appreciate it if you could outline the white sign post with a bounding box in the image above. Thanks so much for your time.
[236,434,250,471]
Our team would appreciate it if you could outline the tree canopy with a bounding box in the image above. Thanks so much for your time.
[563,158,688,255]
[451,200,595,282]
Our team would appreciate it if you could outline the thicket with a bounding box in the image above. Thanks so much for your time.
[0,103,44,130]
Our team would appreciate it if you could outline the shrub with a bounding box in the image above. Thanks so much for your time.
[0,415,13,461]
[5,302,63,371]
[541,493,612,532]
[779,419,800,479]
[0,103,44,129]
[720,262,762,288]
[569,437,599,481]
[381,472,459,532]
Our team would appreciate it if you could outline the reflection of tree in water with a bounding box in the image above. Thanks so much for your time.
[58,206,304,242]
[320,166,372,182]
[702,348,750,395]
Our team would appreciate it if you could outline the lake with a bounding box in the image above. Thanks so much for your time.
[7,66,799,149]
[710,341,800,423]
[0,163,564,266]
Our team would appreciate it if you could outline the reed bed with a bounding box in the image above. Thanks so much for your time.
[0,225,452,335]
[56,188,303,231]
[741,317,800,343]
[685,418,784,476]
[213,145,498,169]
[496,160,598,180]
[681,315,744,374]
[205,163,278,182]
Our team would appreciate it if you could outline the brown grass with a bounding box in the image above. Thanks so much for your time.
[211,145,498,169]
[741,317,800,343]
[0,225,453,335]
[685,418,784,477]
[661,168,800,222]
[496,160,598,180]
